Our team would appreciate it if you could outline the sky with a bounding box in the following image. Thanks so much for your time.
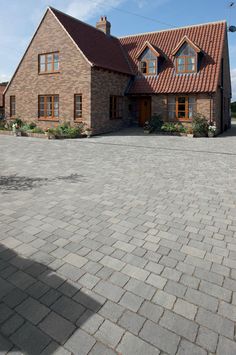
[0,0,235,100]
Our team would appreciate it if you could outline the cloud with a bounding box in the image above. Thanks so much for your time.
[66,0,126,21]
[135,0,169,9]
[231,68,236,101]
[0,73,10,83]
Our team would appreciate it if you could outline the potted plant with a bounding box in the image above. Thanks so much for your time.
[85,127,93,138]
[208,124,216,138]
[187,126,194,138]
[143,121,151,134]
[12,123,21,136]
[44,127,55,139]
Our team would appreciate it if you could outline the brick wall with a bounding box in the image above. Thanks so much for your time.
[214,31,231,133]
[4,10,92,129]
[91,67,131,134]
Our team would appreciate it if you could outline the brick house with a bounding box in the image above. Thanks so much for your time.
[4,7,231,134]
[0,82,7,117]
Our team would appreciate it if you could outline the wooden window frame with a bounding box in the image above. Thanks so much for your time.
[176,54,197,74]
[38,95,59,121]
[176,96,188,120]
[10,96,16,118]
[74,94,82,121]
[140,59,157,75]
[38,52,60,74]
[110,96,123,120]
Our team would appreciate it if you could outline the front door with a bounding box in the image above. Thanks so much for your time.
[139,97,151,126]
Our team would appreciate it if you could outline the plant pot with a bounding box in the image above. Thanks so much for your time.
[143,130,150,134]
[208,131,215,138]
[86,131,92,138]
[187,134,194,138]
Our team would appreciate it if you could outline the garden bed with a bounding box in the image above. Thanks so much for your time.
[0,130,47,139]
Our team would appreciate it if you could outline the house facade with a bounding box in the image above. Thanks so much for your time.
[4,7,231,135]
[0,83,7,117]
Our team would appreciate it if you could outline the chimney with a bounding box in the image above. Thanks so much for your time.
[96,16,111,35]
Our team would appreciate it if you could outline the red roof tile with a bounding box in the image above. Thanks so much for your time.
[119,21,226,94]
[50,7,132,75]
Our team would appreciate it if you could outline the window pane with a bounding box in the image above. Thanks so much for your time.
[187,57,195,64]
[148,60,156,74]
[177,64,185,72]
[178,97,186,104]
[40,55,46,64]
[47,97,52,117]
[75,95,82,118]
[177,58,184,65]
[187,64,195,71]
[40,63,46,72]
[178,111,186,118]
[47,63,52,72]
[141,62,147,73]
[47,54,53,63]
[54,62,59,71]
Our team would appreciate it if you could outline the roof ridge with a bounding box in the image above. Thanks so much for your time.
[119,20,226,39]
[48,6,118,39]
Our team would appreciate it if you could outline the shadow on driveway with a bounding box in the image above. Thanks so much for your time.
[0,244,101,354]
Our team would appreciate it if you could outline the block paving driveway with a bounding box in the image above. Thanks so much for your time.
[1,126,236,354]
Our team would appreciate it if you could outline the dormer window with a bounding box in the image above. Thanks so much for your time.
[172,36,201,74]
[137,42,161,76]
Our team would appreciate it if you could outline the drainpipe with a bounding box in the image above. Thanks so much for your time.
[209,93,213,125]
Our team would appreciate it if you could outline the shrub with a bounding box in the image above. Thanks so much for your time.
[31,127,44,134]
[192,113,209,137]
[14,118,24,127]
[0,119,7,130]
[47,122,85,139]
[149,115,164,132]
[161,122,177,133]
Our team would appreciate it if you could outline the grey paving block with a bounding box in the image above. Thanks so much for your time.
[196,326,218,353]
[94,280,124,302]
[64,329,96,354]
[95,319,125,347]
[11,322,51,354]
[117,332,160,355]
[140,320,180,354]
[118,310,145,335]
[119,291,143,312]
[16,297,50,324]
[217,336,236,355]
[51,295,85,323]
[39,311,75,344]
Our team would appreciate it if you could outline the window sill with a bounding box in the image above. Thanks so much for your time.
[74,118,84,123]
[38,72,60,75]
[38,118,60,122]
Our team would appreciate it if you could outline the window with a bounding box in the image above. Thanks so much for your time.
[175,43,197,74]
[110,96,123,119]
[139,48,157,76]
[168,96,196,120]
[74,95,82,119]
[39,52,59,74]
[140,60,157,75]
[10,96,16,117]
[38,95,59,119]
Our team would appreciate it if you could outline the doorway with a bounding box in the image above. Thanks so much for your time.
[138,97,151,126]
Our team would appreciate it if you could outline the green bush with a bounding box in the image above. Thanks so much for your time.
[31,127,44,134]
[161,123,178,133]
[14,118,24,127]
[45,122,85,139]
[0,119,7,130]
[149,115,163,132]
[192,113,209,137]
